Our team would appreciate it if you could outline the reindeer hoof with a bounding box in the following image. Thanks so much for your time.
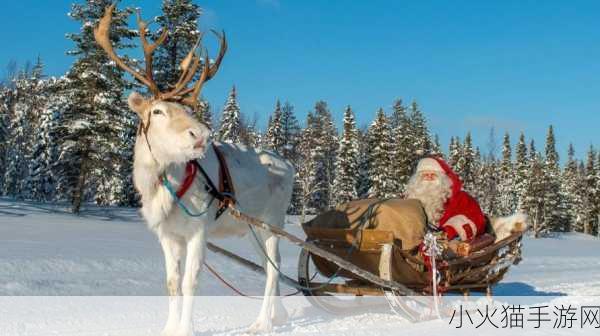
[247,318,273,333]
[271,307,289,326]
[161,327,176,336]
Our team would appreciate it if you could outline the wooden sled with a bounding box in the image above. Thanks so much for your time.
[297,222,524,314]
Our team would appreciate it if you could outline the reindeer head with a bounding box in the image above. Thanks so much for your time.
[94,4,226,164]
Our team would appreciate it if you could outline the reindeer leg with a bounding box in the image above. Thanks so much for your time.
[159,234,184,336]
[177,227,206,336]
[248,231,288,332]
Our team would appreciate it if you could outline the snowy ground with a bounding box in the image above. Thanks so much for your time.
[1,198,600,335]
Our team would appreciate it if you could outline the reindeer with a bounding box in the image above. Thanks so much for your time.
[94,5,294,335]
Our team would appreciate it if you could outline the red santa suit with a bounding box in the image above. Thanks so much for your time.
[421,157,486,241]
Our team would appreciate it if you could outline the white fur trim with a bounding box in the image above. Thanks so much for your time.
[491,212,529,242]
[416,158,445,173]
[443,215,477,240]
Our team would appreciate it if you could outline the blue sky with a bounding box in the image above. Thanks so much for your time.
[2,0,599,160]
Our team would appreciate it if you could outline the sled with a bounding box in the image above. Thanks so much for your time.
[296,220,524,314]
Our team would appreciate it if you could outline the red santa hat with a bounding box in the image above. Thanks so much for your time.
[415,157,445,173]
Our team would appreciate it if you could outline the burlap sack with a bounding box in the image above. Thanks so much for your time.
[305,198,427,250]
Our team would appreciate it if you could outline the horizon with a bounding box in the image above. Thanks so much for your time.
[2,0,599,161]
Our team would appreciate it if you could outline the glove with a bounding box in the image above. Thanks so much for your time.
[442,225,460,241]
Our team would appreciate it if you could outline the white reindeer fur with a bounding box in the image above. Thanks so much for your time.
[129,93,295,335]
[490,212,529,242]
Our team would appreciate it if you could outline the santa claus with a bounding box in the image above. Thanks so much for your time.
[405,156,486,241]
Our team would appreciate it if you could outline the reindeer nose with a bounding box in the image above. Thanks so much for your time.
[193,137,205,149]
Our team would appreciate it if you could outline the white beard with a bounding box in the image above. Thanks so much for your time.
[405,172,452,225]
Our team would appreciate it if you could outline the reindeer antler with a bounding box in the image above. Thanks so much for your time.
[94,4,227,108]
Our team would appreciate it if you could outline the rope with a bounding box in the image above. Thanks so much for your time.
[204,261,300,298]
[246,221,346,292]
[423,232,443,319]
[162,172,216,217]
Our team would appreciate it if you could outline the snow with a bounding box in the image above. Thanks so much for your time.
[1,198,600,335]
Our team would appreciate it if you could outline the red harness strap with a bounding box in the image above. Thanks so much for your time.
[176,161,198,198]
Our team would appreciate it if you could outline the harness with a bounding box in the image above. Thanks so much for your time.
[161,143,236,220]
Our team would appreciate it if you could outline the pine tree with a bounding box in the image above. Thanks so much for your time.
[3,73,40,198]
[280,101,301,163]
[460,133,476,194]
[524,149,547,237]
[306,101,338,210]
[409,101,431,156]
[514,132,529,210]
[448,136,462,172]
[332,106,359,204]
[239,114,261,147]
[0,87,11,193]
[217,86,242,143]
[296,112,326,215]
[477,157,500,216]
[431,134,443,158]
[471,147,485,203]
[56,1,137,212]
[497,132,517,215]
[356,126,371,198]
[152,0,202,92]
[390,98,406,130]
[264,100,285,154]
[195,100,213,129]
[542,125,566,232]
[390,99,412,193]
[366,108,395,198]
[583,146,599,235]
[563,144,585,232]
[25,77,64,201]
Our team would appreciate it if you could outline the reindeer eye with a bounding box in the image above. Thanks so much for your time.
[152,109,163,115]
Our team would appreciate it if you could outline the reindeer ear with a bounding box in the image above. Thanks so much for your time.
[128,92,150,117]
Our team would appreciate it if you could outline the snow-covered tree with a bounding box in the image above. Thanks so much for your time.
[583,146,599,235]
[264,100,285,154]
[295,101,338,213]
[217,86,242,143]
[448,136,462,172]
[367,108,395,198]
[497,132,517,215]
[24,78,66,201]
[356,126,371,198]
[296,112,324,215]
[390,99,412,194]
[431,134,443,158]
[563,144,586,232]
[195,100,213,130]
[332,106,359,204]
[409,101,431,156]
[280,101,301,163]
[0,87,11,193]
[3,75,38,198]
[542,125,566,232]
[460,133,476,194]
[239,114,261,147]
[514,132,529,210]
[477,157,500,216]
[55,0,137,213]
[152,0,202,92]
[522,140,547,237]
